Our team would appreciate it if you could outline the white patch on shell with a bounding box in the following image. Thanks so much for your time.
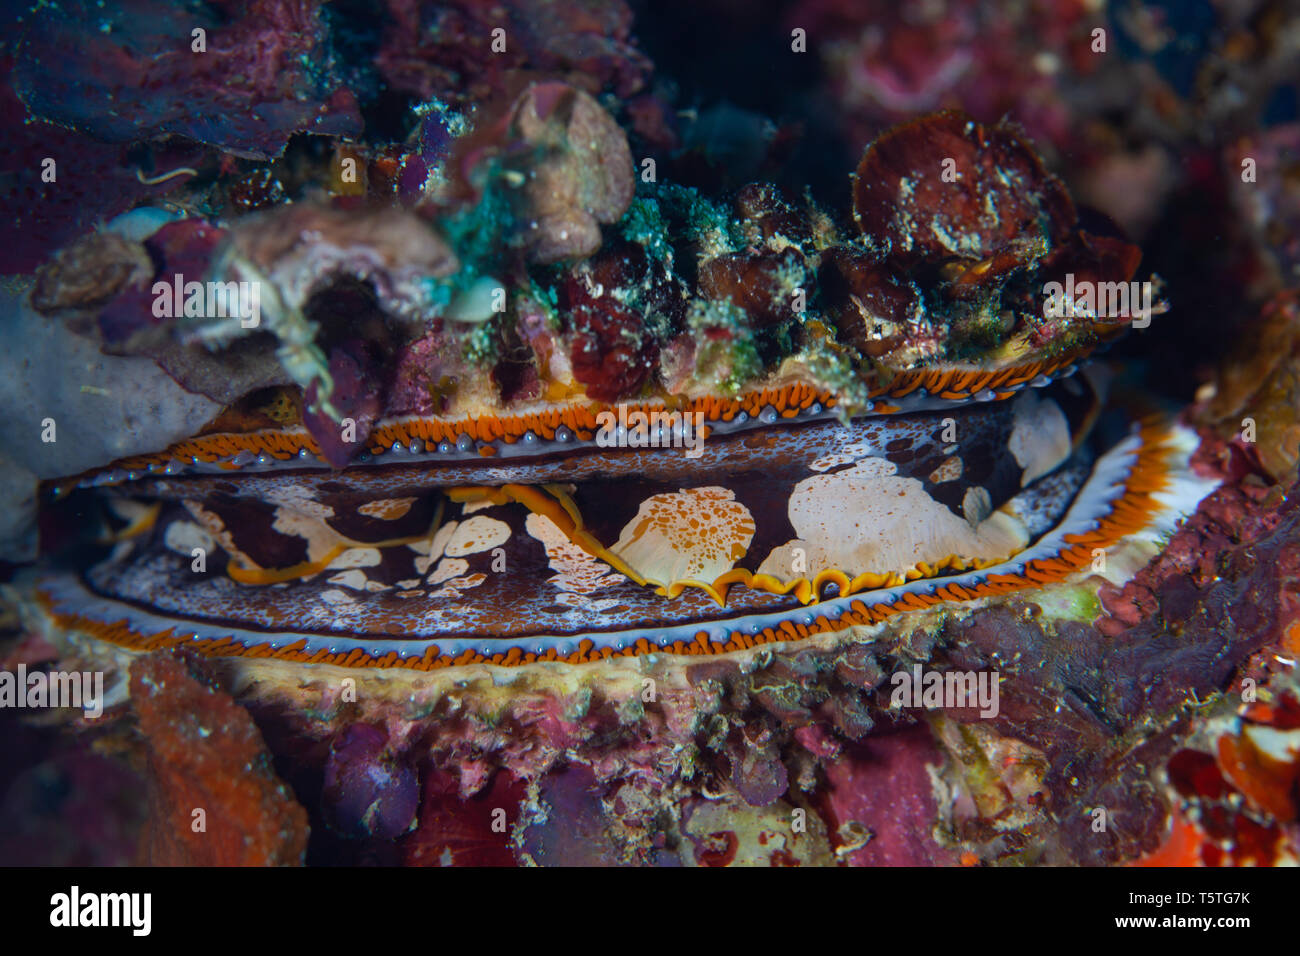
[610,486,755,586]
[411,520,459,575]
[444,515,511,557]
[326,547,381,570]
[757,457,1028,581]
[270,509,349,564]
[357,497,416,520]
[106,498,155,527]
[962,485,992,526]
[928,456,963,484]
[1009,391,1071,487]
[427,557,469,584]
[183,500,243,562]
[163,520,215,557]
[809,438,878,473]
[327,568,377,591]
[263,483,335,519]
[420,553,486,598]
[427,573,488,599]
[525,512,625,595]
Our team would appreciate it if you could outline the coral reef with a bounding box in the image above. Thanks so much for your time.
[3,0,1299,873]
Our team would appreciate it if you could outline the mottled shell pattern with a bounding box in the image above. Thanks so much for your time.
[23,110,1215,677]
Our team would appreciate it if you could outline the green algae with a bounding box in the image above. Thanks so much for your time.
[462,320,499,365]
[687,298,761,395]
[653,183,746,258]
[620,197,674,268]
[1030,584,1104,625]
[527,277,562,330]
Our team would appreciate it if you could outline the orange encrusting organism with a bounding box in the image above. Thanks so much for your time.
[1127,809,1206,867]
[66,356,1085,485]
[37,418,1177,672]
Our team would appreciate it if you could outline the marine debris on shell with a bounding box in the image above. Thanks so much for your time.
[34,106,1147,491]
[3,0,1299,873]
